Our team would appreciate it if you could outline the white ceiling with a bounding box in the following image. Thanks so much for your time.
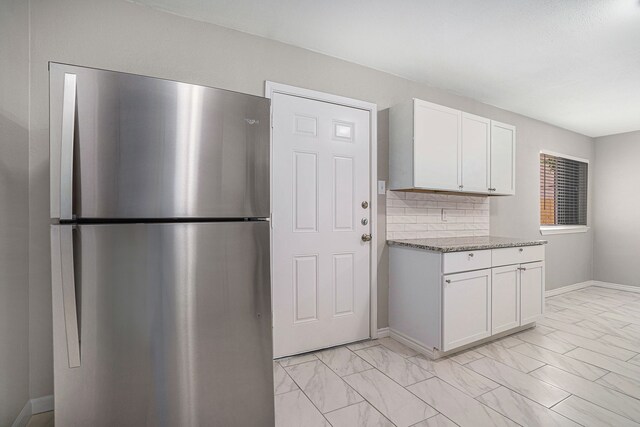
[132,0,640,137]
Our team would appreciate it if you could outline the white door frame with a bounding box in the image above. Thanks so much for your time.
[265,81,379,341]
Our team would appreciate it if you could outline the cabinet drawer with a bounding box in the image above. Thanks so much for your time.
[443,250,491,274]
[492,245,544,267]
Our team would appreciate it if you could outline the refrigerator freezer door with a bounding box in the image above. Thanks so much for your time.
[50,63,270,220]
[51,222,274,427]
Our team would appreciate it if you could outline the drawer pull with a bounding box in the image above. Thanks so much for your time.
[519,248,524,252]
[519,267,527,271]
[445,279,451,283]
[468,253,474,258]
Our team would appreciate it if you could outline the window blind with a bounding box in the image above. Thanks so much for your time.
[540,153,588,226]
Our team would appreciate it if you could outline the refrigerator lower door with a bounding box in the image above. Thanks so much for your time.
[51,222,273,427]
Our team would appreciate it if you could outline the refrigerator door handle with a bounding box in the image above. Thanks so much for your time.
[60,73,77,221]
[58,226,81,368]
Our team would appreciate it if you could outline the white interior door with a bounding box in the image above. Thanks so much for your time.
[272,93,371,358]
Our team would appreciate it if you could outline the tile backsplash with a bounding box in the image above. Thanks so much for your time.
[386,191,489,240]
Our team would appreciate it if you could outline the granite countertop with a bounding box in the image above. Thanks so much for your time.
[387,236,548,253]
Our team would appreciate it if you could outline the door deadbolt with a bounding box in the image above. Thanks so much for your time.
[361,218,369,226]
[361,201,369,209]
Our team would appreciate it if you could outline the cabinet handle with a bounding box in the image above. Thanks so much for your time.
[60,73,77,221]
[445,279,451,284]
[519,267,527,271]
[468,253,474,258]
[519,248,524,252]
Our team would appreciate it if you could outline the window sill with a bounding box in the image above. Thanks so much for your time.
[539,225,589,235]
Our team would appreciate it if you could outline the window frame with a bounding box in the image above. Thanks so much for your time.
[539,150,590,235]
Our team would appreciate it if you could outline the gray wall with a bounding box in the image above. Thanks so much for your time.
[593,130,640,287]
[26,0,595,399]
[0,0,31,424]
[490,122,595,290]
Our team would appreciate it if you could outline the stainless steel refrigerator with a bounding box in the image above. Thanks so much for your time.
[49,63,274,426]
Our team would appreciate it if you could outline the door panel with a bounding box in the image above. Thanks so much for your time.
[50,63,270,219]
[521,261,545,324]
[51,222,273,427]
[413,100,461,191]
[490,121,516,195]
[461,113,490,193]
[491,265,520,334]
[272,93,370,357]
[442,269,491,351]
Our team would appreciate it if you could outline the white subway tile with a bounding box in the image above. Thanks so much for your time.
[394,231,419,239]
[417,216,440,224]
[405,208,430,216]
[406,192,429,200]
[405,224,430,231]
[415,200,439,208]
[386,224,405,232]
[387,191,406,200]
[416,231,438,238]
[389,215,417,224]
[438,202,458,209]
[386,207,405,215]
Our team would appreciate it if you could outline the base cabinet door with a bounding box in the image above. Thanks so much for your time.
[442,269,491,351]
[491,265,520,334]
[520,261,545,324]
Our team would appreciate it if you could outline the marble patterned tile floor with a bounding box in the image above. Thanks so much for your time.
[274,286,640,426]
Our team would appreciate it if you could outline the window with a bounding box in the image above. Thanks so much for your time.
[540,152,588,232]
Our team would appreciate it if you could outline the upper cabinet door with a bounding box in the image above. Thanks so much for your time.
[413,100,461,191]
[461,113,490,193]
[490,121,516,195]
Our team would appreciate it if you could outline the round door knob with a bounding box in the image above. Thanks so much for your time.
[361,233,372,242]
[361,201,369,209]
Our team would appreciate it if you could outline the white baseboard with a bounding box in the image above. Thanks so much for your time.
[376,327,390,338]
[31,395,53,414]
[11,402,31,427]
[389,329,435,359]
[545,280,594,297]
[545,280,640,297]
[12,395,54,427]
[592,281,640,294]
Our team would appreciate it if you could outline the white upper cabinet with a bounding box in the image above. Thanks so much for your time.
[461,113,490,193]
[490,121,516,195]
[390,99,515,196]
[413,100,461,191]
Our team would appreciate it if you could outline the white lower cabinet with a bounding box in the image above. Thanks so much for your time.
[520,261,545,324]
[442,269,492,352]
[491,265,520,334]
[389,244,546,358]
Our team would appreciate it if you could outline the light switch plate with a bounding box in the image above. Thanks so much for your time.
[378,180,386,195]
